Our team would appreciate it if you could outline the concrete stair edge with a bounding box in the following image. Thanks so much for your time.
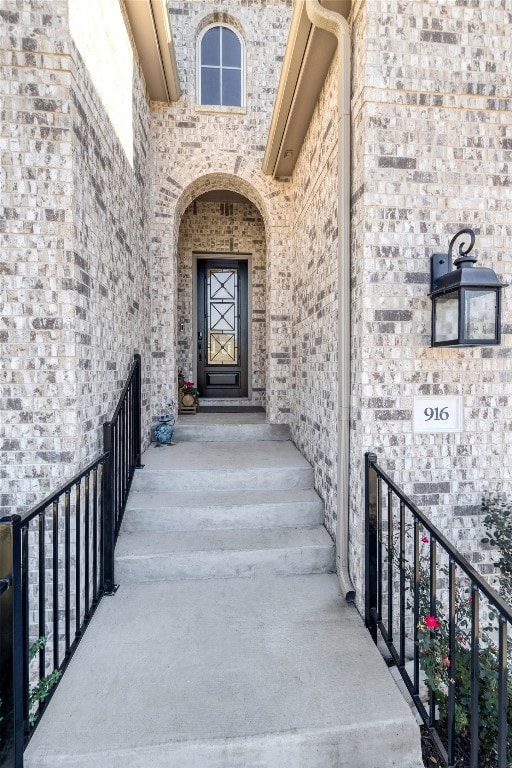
[130,466,314,492]
[173,423,291,442]
[25,718,423,768]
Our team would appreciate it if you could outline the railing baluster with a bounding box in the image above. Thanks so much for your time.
[124,390,129,491]
[134,353,143,469]
[75,481,81,639]
[103,423,116,594]
[399,499,406,669]
[428,537,437,729]
[129,379,135,476]
[84,473,90,621]
[115,419,120,533]
[38,512,46,681]
[377,476,383,622]
[497,616,508,768]
[470,587,479,768]
[447,558,456,767]
[413,518,420,696]
[92,467,98,604]
[364,452,378,643]
[21,525,29,736]
[52,500,59,670]
[387,486,393,643]
[64,490,71,655]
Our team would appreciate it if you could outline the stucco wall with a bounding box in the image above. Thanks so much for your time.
[1,0,152,514]
[177,200,266,405]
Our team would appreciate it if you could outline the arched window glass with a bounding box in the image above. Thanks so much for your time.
[198,25,243,107]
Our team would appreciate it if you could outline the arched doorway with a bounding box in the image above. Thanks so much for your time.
[176,189,267,408]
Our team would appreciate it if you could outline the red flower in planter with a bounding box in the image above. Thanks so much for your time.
[424,615,440,630]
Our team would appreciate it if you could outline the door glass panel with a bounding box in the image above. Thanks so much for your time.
[207,267,238,365]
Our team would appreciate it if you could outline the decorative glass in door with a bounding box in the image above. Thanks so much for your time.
[207,267,238,365]
[197,259,248,398]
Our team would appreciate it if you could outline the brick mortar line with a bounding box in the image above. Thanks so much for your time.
[352,90,512,119]
[294,139,338,223]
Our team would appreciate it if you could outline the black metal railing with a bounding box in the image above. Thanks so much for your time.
[103,353,143,591]
[365,452,512,768]
[0,354,142,768]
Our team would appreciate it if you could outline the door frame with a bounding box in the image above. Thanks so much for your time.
[192,252,253,399]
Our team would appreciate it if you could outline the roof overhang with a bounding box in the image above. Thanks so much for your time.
[262,0,351,179]
[124,0,180,103]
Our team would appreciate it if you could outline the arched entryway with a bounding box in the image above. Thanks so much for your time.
[150,165,292,424]
[177,189,267,407]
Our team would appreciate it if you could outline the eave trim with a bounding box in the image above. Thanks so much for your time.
[124,0,180,104]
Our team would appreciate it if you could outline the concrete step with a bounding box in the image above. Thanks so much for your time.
[123,489,324,532]
[115,526,335,582]
[132,441,314,492]
[174,421,290,442]
[25,574,423,768]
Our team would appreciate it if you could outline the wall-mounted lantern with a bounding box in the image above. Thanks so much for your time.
[429,228,507,347]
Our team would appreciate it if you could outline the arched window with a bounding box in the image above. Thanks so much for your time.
[197,24,244,107]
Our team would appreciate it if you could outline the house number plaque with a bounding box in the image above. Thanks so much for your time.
[413,396,463,434]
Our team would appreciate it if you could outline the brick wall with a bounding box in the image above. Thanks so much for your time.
[69,0,152,460]
[150,0,293,423]
[177,200,266,405]
[290,58,339,536]
[1,0,152,514]
[348,0,512,602]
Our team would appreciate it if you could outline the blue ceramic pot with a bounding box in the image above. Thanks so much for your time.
[154,423,174,444]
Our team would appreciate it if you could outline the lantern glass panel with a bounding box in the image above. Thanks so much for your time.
[434,291,459,343]
[463,289,496,340]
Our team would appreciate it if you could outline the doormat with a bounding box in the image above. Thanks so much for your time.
[198,406,265,413]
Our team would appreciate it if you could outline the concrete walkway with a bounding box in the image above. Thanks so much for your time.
[25,414,423,768]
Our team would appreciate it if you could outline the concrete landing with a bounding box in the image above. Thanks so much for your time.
[25,574,423,768]
[25,416,423,768]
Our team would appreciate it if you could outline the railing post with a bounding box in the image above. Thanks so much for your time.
[102,423,116,595]
[364,452,378,643]
[133,353,143,469]
[0,515,24,768]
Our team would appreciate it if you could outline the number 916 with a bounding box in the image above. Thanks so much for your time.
[424,407,449,421]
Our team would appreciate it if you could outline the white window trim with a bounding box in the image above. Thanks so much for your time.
[196,23,246,109]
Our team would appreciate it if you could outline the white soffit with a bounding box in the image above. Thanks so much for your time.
[263,0,351,179]
[124,0,180,103]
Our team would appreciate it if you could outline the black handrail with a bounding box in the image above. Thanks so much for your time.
[0,354,143,768]
[365,452,511,768]
[102,353,143,591]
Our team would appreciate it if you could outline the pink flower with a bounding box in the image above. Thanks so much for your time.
[421,536,429,544]
[468,596,473,604]
[425,615,440,630]
[444,656,451,667]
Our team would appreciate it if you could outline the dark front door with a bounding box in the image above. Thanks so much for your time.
[197,259,248,398]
